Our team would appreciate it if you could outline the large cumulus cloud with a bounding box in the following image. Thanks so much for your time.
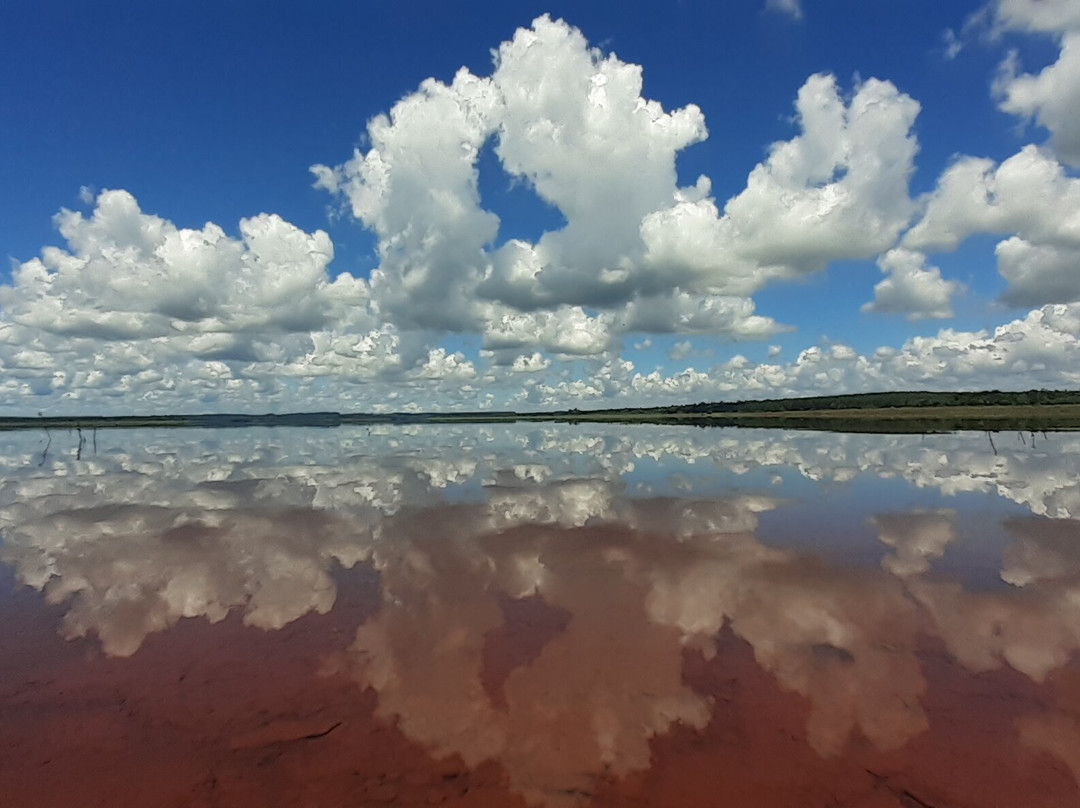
[314,16,923,348]
[3,190,352,341]
[992,0,1080,166]
[885,1,1080,318]
[904,146,1080,308]
[0,191,494,412]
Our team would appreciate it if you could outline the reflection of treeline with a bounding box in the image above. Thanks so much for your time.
[616,415,1077,435]
[645,389,1080,415]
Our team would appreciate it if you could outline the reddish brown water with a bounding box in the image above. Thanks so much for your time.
[2,425,1080,807]
[2,534,1079,808]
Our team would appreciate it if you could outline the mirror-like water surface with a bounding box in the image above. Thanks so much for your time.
[1,424,1079,807]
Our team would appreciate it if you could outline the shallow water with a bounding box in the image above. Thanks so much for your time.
[1,424,1079,807]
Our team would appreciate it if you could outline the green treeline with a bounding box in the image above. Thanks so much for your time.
[584,389,1080,417]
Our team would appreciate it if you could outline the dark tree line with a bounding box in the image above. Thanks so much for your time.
[635,389,1080,415]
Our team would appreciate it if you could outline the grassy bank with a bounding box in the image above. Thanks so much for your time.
[536,404,1080,433]
[4,393,1080,434]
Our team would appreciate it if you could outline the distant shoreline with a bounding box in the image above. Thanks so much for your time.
[4,390,1080,434]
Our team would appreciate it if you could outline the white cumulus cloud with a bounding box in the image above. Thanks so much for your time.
[2,189,341,340]
[992,0,1080,35]
[995,33,1080,166]
[904,145,1080,307]
[862,248,959,320]
[314,17,921,347]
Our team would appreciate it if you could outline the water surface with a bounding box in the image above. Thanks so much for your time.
[1,424,1079,807]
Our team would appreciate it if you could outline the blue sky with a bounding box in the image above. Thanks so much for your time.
[2,1,1079,413]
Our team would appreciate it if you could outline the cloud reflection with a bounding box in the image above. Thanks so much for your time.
[1,424,1079,801]
[871,509,957,578]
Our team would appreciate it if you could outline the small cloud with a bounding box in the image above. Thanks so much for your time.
[765,0,803,20]
[724,354,750,369]
[510,352,551,373]
[862,249,960,321]
[767,345,782,358]
[668,340,693,361]
[78,185,95,205]
[942,28,963,60]
[962,5,991,38]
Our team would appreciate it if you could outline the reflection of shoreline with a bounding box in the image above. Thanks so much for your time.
[3,422,1079,513]
[1,425,1080,804]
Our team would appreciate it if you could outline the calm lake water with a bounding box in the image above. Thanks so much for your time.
[1,424,1079,807]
